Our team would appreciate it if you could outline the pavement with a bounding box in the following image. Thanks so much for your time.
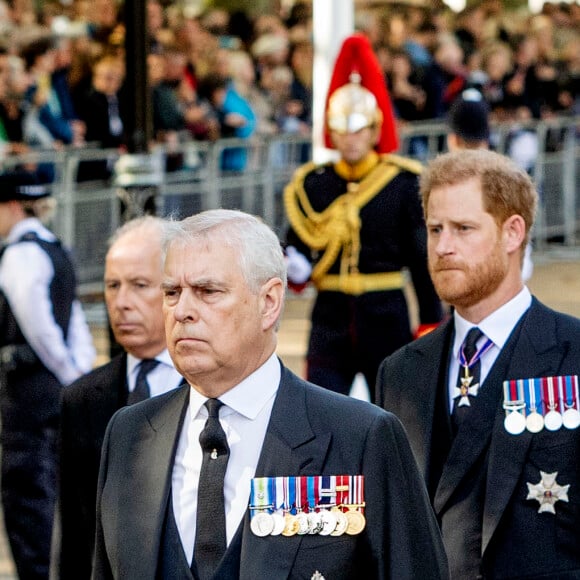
[0,258,579,578]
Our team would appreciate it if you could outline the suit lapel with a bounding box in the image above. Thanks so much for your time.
[122,385,190,577]
[433,332,516,514]
[240,364,331,580]
[255,365,330,477]
[433,307,542,514]
[88,354,127,446]
[388,321,453,478]
[482,300,566,553]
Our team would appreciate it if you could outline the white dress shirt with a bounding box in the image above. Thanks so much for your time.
[0,218,95,385]
[172,352,280,563]
[448,287,533,412]
[126,350,184,397]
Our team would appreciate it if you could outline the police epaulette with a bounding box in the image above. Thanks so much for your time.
[381,154,423,175]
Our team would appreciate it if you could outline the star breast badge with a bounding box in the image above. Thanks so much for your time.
[311,571,326,580]
[526,471,570,514]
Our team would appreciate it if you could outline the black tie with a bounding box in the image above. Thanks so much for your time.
[452,328,484,433]
[128,359,159,405]
[194,399,229,580]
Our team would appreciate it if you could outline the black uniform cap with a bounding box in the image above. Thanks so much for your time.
[449,89,490,142]
[0,170,50,203]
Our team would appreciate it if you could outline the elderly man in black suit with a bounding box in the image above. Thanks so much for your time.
[92,209,448,580]
[58,216,184,579]
[377,149,580,579]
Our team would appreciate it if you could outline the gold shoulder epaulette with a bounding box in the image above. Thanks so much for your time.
[381,154,423,175]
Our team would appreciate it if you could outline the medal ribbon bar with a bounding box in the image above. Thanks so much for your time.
[248,475,366,537]
[543,376,563,431]
[524,378,544,433]
[562,375,580,429]
[503,379,526,435]
[504,375,580,434]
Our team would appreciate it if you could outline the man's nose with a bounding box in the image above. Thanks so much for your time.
[172,290,198,322]
[432,230,455,256]
[114,285,133,309]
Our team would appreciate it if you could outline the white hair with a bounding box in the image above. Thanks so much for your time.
[163,209,287,293]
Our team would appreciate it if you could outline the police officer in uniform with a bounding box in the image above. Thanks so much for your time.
[284,34,443,401]
[0,170,95,579]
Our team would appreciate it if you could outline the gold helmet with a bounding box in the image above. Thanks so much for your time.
[326,72,383,135]
[324,34,398,153]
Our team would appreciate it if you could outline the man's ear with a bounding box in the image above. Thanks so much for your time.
[260,277,285,332]
[503,214,526,255]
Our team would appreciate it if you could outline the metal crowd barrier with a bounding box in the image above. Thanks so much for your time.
[0,116,577,295]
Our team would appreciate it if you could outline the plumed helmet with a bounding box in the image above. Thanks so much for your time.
[327,72,381,134]
[324,33,398,153]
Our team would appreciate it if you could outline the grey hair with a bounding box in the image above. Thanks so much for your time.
[163,209,287,292]
[107,215,167,248]
[107,215,167,270]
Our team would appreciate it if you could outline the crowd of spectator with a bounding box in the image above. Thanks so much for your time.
[0,0,576,173]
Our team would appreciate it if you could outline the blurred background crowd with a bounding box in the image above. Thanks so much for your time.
[0,0,577,175]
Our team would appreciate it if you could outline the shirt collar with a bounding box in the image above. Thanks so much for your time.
[127,348,174,377]
[453,286,532,357]
[188,352,281,421]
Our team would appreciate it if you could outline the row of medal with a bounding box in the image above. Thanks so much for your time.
[249,475,366,537]
[503,375,580,435]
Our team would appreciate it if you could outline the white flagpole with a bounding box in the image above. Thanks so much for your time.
[311,0,354,163]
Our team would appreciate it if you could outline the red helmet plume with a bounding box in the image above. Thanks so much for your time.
[324,33,398,153]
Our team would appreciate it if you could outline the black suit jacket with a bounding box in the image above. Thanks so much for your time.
[76,88,126,149]
[75,88,126,182]
[377,298,580,579]
[93,362,448,580]
[59,354,128,580]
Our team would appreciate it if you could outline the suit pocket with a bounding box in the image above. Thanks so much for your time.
[289,535,365,579]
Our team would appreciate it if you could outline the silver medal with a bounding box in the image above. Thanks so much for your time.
[250,512,274,537]
[318,510,337,536]
[525,411,544,433]
[270,512,286,536]
[296,512,310,535]
[307,511,322,534]
[544,410,563,431]
[563,407,580,430]
[504,411,526,435]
